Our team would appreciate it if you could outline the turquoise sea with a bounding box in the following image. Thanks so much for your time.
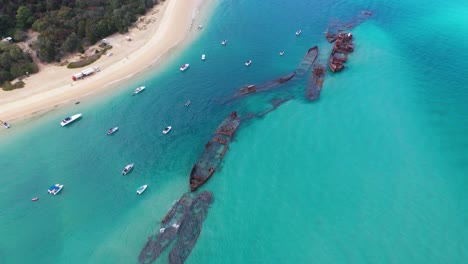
[1,0,467,263]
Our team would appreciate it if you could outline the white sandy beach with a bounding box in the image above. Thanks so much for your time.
[0,0,209,122]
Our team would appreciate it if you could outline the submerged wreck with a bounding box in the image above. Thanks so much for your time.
[138,191,214,264]
[295,46,319,77]
[189,111,241,191]
[328,32,354,72]
[305,64,326,101]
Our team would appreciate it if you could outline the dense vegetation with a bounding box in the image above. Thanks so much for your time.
[0,42,38,87]
[0,0,160,85]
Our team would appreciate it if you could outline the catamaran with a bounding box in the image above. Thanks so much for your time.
[122,163,134,175]
[60,113,82,126]
[48,184,64,195]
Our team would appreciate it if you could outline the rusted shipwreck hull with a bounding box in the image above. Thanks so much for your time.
[305,64,326,101]
[189,112,241,191]
[295,46,319,76]
[328,32,354,72]
[138,191,214,264]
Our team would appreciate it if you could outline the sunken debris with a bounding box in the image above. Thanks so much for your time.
[328,32,354,72]
[324,10,372,41]
[138,191,214,264]
[189,111,241,191]
[305,64,326,101]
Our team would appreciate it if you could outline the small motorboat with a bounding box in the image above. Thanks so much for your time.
[137,184,148,195]
[245,60,252,66]
[162,126,172,134]
[2,121,11,128]
[31,197,39,202]
[122,163,134,175]
[197,24,203,30]
[48,184,64,195]
[185,100,191,107]
[132,86,145,96]
[107,127,119,135]
[201,54,206,61]
[296,29,302,36]
[60,113,82,127]
[279,51,285,56]
[180,64,190,72]
[221,40,227,45]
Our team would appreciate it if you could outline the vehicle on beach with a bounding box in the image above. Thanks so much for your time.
[162,126,172,134]
[137,184,148,195]
[107,127,119,135]
[245,60,252,66]
[122,163,134,175]
[296,29,302,36]
[180,64,190,72]
[201,54,206,61]
[48,184,64,195]
[60,113,82,127]
[185,100,191,107]
[221,40,227,45]
[279,51,285,56]
[132,86,145,95]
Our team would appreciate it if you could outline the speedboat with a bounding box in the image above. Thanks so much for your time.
[122,163,134,175]
[48,184,64,195]
[162,126,172,134]
[2,121,11,128]
[60,113,82,126]
[107,127,119,135]
[201,54,206,61]
[279,51,285,56]
[137,184,148,195]
[296,29,302,36]
[31,197,39,202]
[180,64,190,71]
[245,60,252,66]
[221,40,227,45]
[132,86,145,96]
[185,100,191,107]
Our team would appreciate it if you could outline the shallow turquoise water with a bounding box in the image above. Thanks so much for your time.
[0,0,467,263]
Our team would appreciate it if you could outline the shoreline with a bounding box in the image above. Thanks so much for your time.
[0,0,214,123]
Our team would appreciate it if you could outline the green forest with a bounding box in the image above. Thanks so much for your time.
[0,0,161,86]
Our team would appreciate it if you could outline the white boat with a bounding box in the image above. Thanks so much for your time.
[185,100,191,107]
[132,86,145,95]
[245,60,252,66]
[180,64,190,71]
[60,113,82,127]
[197,24,203,30]
[137,184,148,195]
[122,163,134,175]
[201,54,206,60]
[279,51,285,56]
[107,127,119,135]
[221,40,227,45]
[162,126,172,134]
[296,29,302,36]
[48,184,64,195]
[2,121,11,128]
